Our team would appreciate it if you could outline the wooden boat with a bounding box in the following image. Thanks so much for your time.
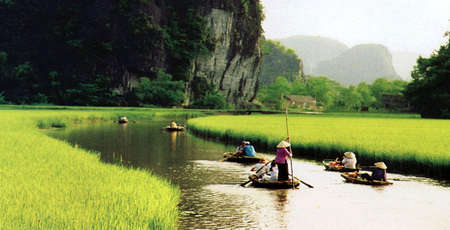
[118,116,128,124]
[322,159,357,172]
[165,126,184,131]
[222,152,266,163]
[248,174,300,189]
[341,172,393,186]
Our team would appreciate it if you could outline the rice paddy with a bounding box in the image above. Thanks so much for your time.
[0,106,202,229]
[187,113,450,178]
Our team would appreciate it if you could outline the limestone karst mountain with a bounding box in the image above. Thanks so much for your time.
[314,44,401,85]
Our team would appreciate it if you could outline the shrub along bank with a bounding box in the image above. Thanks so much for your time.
[187,114,450,179]
[0,106,198,229]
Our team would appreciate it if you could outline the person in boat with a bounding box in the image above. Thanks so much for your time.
[360,162,388,181]
[119,116,128,123]
[251,160,278,181]
[170,120,177,128]
[237,141,256,157]
[235,141,246,154]
[274,137,292,181]
[339,152,357,171]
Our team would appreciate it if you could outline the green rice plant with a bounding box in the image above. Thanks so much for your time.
[0,106,199,229]
[188,114,450,178]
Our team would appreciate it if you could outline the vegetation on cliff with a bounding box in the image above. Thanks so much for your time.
[259,39,303,87]
[0,0,264,108]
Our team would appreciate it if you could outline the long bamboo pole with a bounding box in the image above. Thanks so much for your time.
[285,106,295,189]
[284,103,314,189]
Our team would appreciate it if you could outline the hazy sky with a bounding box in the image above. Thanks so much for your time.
[261,0,450,56]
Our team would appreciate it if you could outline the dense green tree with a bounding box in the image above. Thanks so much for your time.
[306,76,339,107]
[259,76,291,109]
[134,71,185,107]
[340,86,363,111]
[290,79,308,95]
[357,82,376,108]
[257,74,407,112]
[190,89,226,109]
[0,91,7,104]
[405,34,450,118]
[0,0,219,106]
[370,78,408,108]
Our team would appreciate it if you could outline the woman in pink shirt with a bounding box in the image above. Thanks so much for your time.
[274,137,292,181]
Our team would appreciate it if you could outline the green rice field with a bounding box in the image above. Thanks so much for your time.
[0,106,200,229]
[187,113,450,179]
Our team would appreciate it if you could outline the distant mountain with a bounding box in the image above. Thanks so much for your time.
[313,44,401,85]
[278,35,348,74]
[391,51,420,81]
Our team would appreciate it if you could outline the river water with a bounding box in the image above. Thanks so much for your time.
[46,119,450,230]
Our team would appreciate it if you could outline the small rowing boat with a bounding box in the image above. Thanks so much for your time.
[165,126,185,131]
[341,172,393,186]
[248,174,300,189]
[118,116,128,124]
[322,159,357,172]
[222,152,266,163]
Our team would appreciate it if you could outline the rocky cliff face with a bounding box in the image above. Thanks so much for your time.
[279,35,348,74]
[0,0,263,106]
[186,8,262,107]
[83,0,264,108]
[125,1,263,108]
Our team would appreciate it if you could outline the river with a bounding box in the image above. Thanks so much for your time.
[46,119,450,230]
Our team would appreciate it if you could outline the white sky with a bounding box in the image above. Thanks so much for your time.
[261,0,450,56]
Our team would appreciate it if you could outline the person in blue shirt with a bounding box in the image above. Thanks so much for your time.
[237,141,256,157]
[235,141,246,154]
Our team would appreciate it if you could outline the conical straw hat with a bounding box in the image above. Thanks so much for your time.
[374,162,387,169]
[277,140,290,148]
[344,152,355,159]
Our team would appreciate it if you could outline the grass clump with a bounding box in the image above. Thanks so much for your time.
[0,106,185,229]
[188,114,450,179]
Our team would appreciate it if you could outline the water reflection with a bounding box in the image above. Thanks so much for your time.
[169,130,177,152]
[46,120,450,230]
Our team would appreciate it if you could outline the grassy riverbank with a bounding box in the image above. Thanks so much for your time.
[188,113,450,179]
[0,106,202,229]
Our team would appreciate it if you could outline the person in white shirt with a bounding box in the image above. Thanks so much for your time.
[341,152,357,171]
[251,161,277,181]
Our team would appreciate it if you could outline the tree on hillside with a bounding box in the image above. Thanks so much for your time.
[370,78,408,109]
[190,89,226,109]
[259,39,303,86]
[134,71,185,107]
[291,79,308,95]
[259,76,291,109]
[306,76,339,107]
[357,82,376,108]
[405,34,450,118]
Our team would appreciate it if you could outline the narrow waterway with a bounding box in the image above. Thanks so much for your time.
[46,120,450,230]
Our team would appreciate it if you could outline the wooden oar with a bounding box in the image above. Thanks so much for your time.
[240,161,272,187]
[358,165,377,170]
[388,177,410,181]
[289,174,314,188]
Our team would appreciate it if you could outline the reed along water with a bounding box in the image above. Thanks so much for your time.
[46,119,450,230]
